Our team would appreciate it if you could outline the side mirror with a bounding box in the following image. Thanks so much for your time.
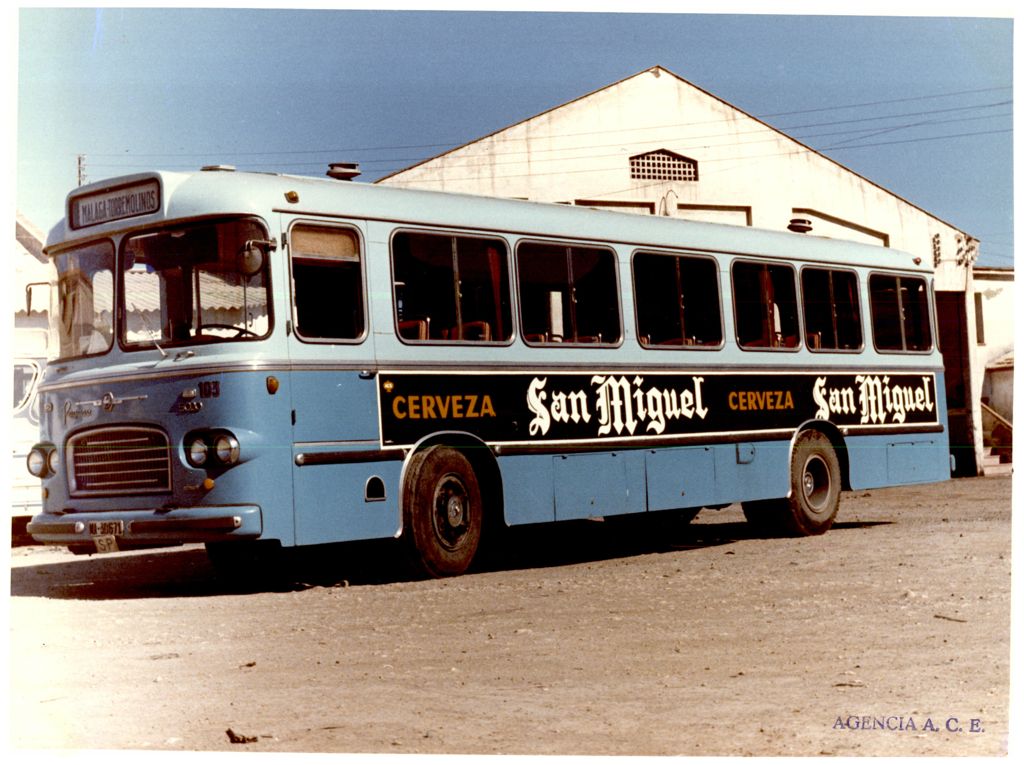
[238,239,275,276]
[25,282,49,314]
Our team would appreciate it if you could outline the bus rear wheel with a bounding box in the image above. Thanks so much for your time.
[402,446,483,578]
[742,430,841,537]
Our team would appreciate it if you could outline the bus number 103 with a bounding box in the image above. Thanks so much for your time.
[198,381,220,398]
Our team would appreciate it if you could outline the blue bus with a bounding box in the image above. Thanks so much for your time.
[26,168,950,577]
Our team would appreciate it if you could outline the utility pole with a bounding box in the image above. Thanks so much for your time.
[77,154,86,186]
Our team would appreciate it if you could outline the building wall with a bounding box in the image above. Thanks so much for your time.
[974,269,1015,366]
[973,269,1015,440]
[14,215,55,355]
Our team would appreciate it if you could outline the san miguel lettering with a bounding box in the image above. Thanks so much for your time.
[377,371,940,447]
[813,375,935,424]
[528,375,708,437]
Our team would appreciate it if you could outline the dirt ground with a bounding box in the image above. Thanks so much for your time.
[7,473,1014,756]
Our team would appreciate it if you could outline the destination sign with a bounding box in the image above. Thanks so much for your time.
[378,370,941,447]
[70,179,161,229]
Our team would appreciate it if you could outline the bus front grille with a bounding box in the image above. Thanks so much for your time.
[68,426,172,496]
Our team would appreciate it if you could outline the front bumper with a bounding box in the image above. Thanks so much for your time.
[27,504,263,547]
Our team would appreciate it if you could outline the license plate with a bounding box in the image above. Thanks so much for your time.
[93,535,120,554]
[89,520,124,536]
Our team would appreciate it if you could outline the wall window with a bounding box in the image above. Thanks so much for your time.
[517,242,620,345]
[629,150,698,182]
[801,267,863,351]
[732,261,800,349]
[291,224,364,341]
[869,274,933,351]
[974,292,986,345]
[634,252,722,347]
[392,231,512,343]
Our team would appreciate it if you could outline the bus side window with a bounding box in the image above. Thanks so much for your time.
[732,261,800,349]
[517,242,621,345]
[634,252,722,348]
[801,267,863,351]
[290,225,365,341]
[870,273,932,352]
[391,231,512,344]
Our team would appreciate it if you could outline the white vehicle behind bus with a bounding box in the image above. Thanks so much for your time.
[13,328,49,544]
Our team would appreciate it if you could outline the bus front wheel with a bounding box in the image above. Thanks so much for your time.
[402,446,483,578]
[742,430,841,536]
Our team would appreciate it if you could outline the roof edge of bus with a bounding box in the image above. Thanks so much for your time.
[47,168,930,271]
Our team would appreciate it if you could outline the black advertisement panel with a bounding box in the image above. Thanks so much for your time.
[377,370,940,448]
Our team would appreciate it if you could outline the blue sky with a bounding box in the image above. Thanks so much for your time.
[13,5,1015,267]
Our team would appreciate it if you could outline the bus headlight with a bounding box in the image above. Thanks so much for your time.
[214,434,240,465]
[27,448,48,478]
[187,437,209,467]
[27,444,56,478]
[184,430,241,469]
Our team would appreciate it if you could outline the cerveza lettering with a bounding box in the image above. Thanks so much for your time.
[392,394,496,420]
[814,374,934,424]
[528,375,708,437]
[728,389,794,411]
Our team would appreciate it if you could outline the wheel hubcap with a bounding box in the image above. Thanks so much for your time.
[802,455,832,513]
[446,495,465,527]
[433,474,470,550]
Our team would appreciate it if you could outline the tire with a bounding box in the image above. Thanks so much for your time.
[402,446,483,578]
[742,430,841,537]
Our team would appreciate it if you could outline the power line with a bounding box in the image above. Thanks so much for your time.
[82,123,1012,184]
[757,86,1012,118]
[82,106,1011,175]
[79,87,1011,161]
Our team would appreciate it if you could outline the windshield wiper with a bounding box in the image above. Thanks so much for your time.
[131,302,168,358]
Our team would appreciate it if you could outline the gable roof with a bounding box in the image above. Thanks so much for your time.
[16,212,46,262]
[377,65,968,237]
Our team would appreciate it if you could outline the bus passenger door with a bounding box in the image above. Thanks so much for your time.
[284,217,401,546]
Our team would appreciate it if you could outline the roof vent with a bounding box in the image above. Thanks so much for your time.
[327,162,361,181]
[200,164,236,172]
[788,218,813,233]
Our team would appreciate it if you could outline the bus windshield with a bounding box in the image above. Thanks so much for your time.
[121,219,271,349]
[54,240,115,359]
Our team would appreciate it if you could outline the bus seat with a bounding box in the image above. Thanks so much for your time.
[399,318,430,340]
[465,321,492,341]
[453,321,492,341]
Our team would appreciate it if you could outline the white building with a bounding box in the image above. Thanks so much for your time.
[973,267,1014,466]
[15,212,52,341]
[378,65,1010,475]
